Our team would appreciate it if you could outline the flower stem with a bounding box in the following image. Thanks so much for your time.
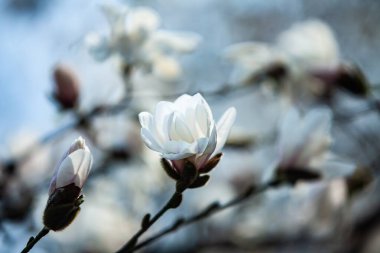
[129,179,280,252]
[116,189,184,253]
[20,227,50,253]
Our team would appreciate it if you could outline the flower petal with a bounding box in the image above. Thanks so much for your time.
[138,112,154,129]
[162,140,194,160]
[170,114,194,143]
[214,107,236,154]
[141,128,163,152]
[127,7,160,34]
[151,30,201,53]
[154,101,175,142]
[195,102,210,137]
[56,149,92,189]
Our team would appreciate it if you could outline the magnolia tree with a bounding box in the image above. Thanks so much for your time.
[1,2,380,253]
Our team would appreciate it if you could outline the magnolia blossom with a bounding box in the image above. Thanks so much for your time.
[48,136,93,195]
[139,93,236,174]
[277,107,332,169]
[86,4,201,81]
[224,19,339,86]
[263,107,332,183]
[276,19,339,70]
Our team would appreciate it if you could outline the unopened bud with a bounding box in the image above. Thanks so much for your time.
[53,64,80,110]
[44,137,93,231]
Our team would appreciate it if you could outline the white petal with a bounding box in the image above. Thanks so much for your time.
[276,19,339,68]
[151,30,201,53]
[279,107,301,139]
[170,114,194,143]
[214,107,236,154]
[141,128,163,152]
[152,56,181,81]
[204,124,217,155]
[303,108,332,135]
[127,7,160,33]
[183,107,198,138]
[195,102,210,137]
[138,112,154,129]
[162,140,194,160]
[174,94,195,109]
[277,108,303,165]
[296,108,332,166]
[154,101,175,142]
[74,150,93,188]
[56,149,92,189]
[194,135,215,169]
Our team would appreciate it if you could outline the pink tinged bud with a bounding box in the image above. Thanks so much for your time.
[44,137,92,231]
[53,64,80,110]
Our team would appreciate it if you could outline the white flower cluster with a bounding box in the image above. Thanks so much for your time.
[224,19,339,85]
[86,4,201,81]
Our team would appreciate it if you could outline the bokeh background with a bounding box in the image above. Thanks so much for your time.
[1,0,380,252]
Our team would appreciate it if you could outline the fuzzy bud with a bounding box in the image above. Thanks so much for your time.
[53,64,80,110]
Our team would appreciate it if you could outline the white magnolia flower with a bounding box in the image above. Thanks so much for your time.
[49,136,93,195]
[139,93,236,173]
[86,4,201,81]
[277,107,332,169]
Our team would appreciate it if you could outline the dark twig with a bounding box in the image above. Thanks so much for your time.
[116,189,185,253]
[20,227,49,253]
[128,179,280,252]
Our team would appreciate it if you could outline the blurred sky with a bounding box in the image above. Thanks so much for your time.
[1,0,379,145]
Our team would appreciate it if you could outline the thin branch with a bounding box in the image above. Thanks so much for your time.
[129,179,280,252]
[116,189,184,253]
[20,227,49,253]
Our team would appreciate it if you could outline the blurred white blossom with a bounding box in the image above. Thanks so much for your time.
[277,107,332,169]
[263,107,332,182]
[224,19,339,86]
[276,19,339,70]
[86,4,201,81]
[139,93,236,173]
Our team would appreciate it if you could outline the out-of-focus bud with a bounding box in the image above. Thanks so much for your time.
[335,64,369,97]
[311,63,369,97]
[52,64,80,110]
[43,137,93,231]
